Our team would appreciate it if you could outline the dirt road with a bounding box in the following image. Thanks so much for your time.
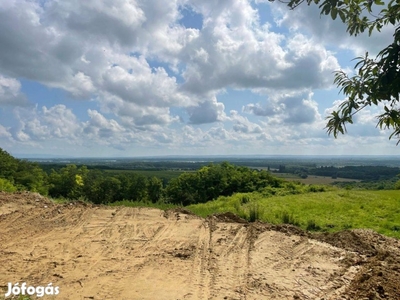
[1,192,399,299]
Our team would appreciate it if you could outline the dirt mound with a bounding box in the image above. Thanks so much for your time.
[1,192,400,299]
[210,211,248,223]
[313,230,379,256]
[313,230,400,299]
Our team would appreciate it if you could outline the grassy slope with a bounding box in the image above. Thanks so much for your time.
[187,189,400,238]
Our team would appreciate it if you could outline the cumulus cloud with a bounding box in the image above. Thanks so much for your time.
[0,0,339,115]
[244,91,320,125]
[12,105,81,142]
[0,123,11,138]
[187,98,226,124]
[230,110,263,134]
[84,110,125,136]
[178,1,340,95]
[0,75,28,106]
[0,0,393,155]
[101,58,190,107]
[268,0,394,57]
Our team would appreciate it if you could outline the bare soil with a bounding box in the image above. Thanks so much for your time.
[1,192,400,299]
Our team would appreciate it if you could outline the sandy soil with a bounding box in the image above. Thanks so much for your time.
[1,191,400,299]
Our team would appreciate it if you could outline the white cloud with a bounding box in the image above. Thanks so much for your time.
[0,123,11,138]
[244,91,320,125]
[11,105,81,143]
[0,75,28,106]
[0,0,339,110]
[269,0,394,57]
[230,110,263,134]
[101,58,190,107]
[187,97,226,124]
[0,0,396,155]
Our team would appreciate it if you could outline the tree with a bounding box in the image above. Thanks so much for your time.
[147,176,164,203]
[278,0,400,142]
[48,165,88,199]
[0,148,49,194]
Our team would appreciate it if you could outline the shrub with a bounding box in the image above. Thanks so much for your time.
[0,178,17,192]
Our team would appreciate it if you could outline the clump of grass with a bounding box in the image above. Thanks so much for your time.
[342,223,353,229]
[247,203,263,222]
[306,219,321,231]
[280,211,299,226]
[240,195,250,204]
[392,225,400,232]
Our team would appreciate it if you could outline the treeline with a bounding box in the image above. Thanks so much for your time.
[46,163,284,205]
[311,166,400,181]
[0,148,285,205]
[280,165,400,181]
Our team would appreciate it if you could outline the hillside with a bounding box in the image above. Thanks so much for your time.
[1,192,400,299]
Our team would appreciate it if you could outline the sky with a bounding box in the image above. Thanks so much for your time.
[0,0,397,157]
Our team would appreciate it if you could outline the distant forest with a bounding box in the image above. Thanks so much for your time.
[1,148,400,205]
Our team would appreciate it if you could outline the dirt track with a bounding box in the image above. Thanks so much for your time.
[1,192,400,299]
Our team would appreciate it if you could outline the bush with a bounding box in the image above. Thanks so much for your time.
[0,178,17,192]
[307,185,326,193]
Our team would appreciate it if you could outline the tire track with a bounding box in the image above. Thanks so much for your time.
[209,223,251,300]
[186,220,213,300]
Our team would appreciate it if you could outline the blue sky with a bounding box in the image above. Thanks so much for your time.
[0,0,397,157]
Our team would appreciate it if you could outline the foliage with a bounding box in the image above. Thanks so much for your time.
[395,179,400,189]
[44,164,165,204]
[165,162,283,205]
[0,148,48,194]
[48,165,88,199]
[0,178,17,192]
[311,165,400,180]
[279,0,400,142]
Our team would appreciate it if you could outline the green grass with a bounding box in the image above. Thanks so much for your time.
[186,189,400,238]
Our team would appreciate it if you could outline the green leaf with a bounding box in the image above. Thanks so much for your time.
[331,7,338,20]
[338,10,346,22]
